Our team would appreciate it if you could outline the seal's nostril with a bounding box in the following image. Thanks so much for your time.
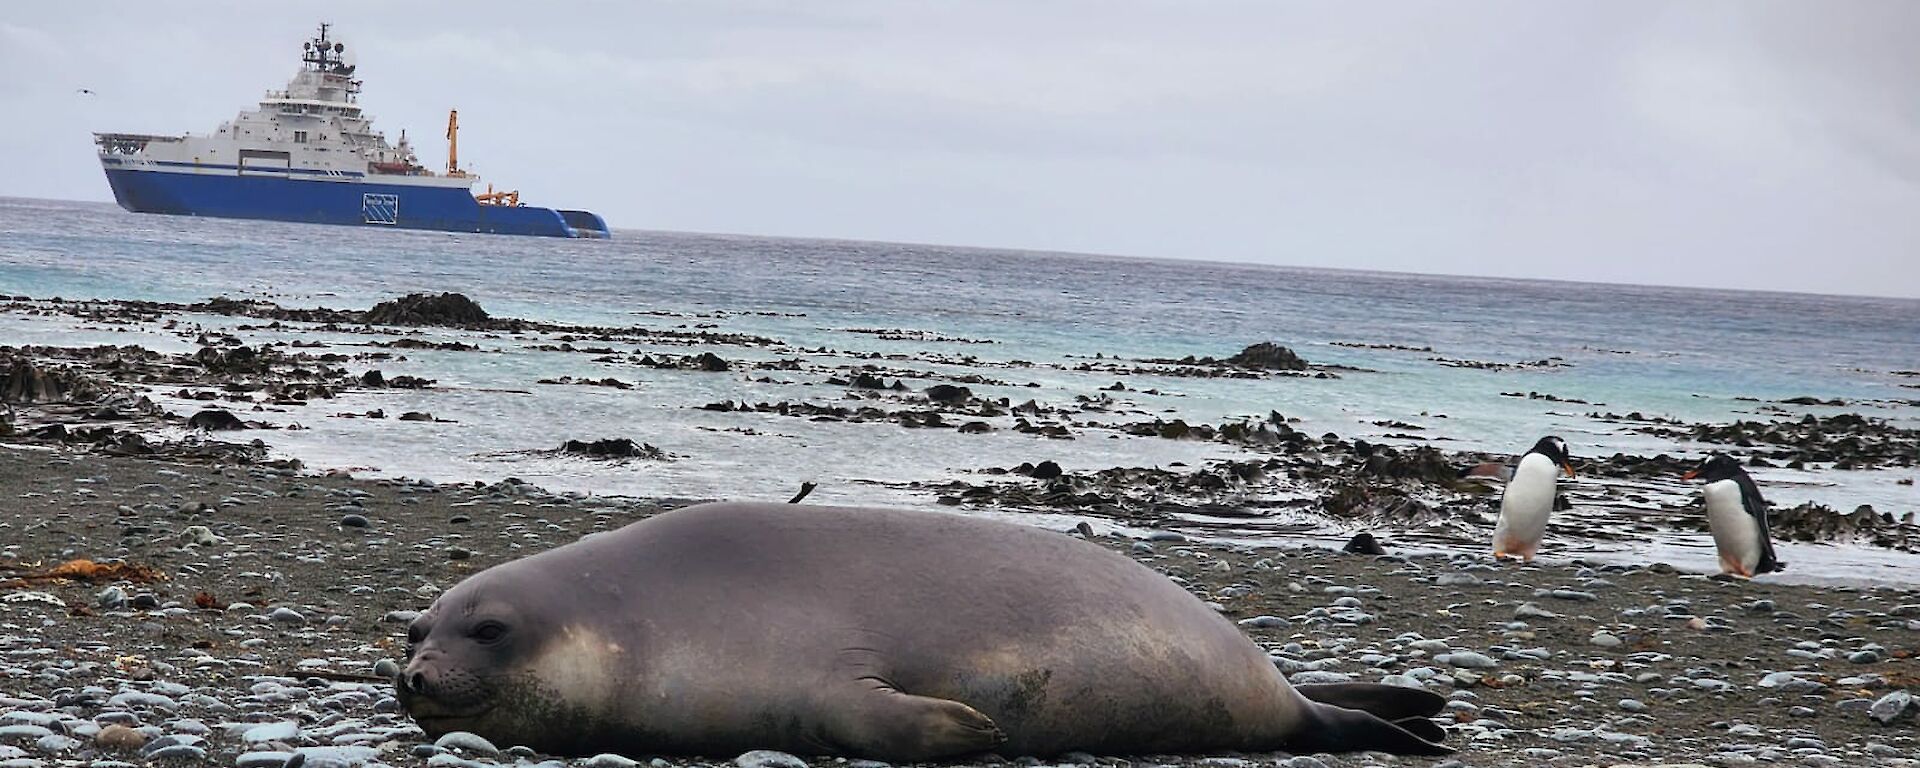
[407,671,427,694]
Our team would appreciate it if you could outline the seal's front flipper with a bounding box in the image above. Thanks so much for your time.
[1293,683,1445,721]
[824,687,1007,762]
[1289,701,1452,757]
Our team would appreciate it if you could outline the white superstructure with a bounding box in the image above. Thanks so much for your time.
[95,24,470,190]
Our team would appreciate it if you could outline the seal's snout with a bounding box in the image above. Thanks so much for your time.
[396,655,494,719]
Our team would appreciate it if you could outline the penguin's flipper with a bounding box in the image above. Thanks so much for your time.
[1735,472,1785,573]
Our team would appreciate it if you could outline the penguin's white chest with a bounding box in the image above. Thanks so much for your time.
[1703,480,1762,573]
[1493,453,1559,556]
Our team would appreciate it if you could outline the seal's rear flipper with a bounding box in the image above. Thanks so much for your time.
[824,687,1007,762]
[1391,716,1447,744]
[1289,699,1452,757]
[1293,683,1445,721]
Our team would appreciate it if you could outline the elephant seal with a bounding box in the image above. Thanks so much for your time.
[395,502,1450,759]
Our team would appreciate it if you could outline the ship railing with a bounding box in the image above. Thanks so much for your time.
[93,133,184,154]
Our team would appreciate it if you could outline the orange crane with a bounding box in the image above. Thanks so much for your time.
[445,109,465,177]
[448,108,520,205]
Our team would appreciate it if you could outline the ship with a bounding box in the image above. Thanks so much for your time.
[93,24,610,239]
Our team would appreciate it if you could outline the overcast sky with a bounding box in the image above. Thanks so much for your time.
[4,2,1916,298]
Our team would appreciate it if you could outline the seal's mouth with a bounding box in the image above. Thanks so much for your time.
[395,687,496,725]
[412,709,491,722]
[406,705,496,729]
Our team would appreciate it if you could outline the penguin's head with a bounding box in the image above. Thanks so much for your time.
[1528,436,1576,478]
[1683,453,1744,483]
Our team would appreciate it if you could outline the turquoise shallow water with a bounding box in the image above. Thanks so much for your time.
[2,196,1917,581]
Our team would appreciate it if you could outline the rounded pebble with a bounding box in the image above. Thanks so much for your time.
[734,750,809,768]
[432,731,499,756]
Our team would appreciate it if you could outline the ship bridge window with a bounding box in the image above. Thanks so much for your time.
[294,131,309,143]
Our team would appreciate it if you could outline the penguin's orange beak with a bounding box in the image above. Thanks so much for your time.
[1561,463,1576,479]
[1681,469,1699,481]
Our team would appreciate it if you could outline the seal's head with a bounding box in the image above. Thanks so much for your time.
[395,567,624,751]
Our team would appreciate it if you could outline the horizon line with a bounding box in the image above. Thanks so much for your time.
[6,193,1916,304]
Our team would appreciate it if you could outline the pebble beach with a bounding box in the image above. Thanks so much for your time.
[3,439,1919,768]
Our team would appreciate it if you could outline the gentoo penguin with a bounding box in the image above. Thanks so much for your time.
[1491,436,1575,562]
[1683,454,1785,578]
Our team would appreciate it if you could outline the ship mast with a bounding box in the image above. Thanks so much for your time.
[299,23,359,100]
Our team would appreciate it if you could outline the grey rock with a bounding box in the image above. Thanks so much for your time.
[1440,651,1498,669]
[289,746,378,766]
[1757,671,1807,688]
[1868,691,1914,724]
[268,607,306,625]
[431,732,498,756]
[32,735,81,755]
[243,722,299,744]
[583,755,639,768]
[1288,671,1355,685]
[1513,602,1558,619]
[1836,698,1875,714]
[424,754,487,768]
[102,693,176,711]
[734,751,808,768]
[143,745,206,762]
[234,753,296,768]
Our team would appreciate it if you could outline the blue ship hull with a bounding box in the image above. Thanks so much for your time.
[101,167,610,238]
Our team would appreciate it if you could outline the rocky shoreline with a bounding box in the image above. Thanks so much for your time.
[2,448,1918,768]
[3,291,1918,567]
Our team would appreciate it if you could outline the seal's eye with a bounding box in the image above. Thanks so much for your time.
[471,621,508,644]
[407,623,427,645]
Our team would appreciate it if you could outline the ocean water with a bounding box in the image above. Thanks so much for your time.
[3,197,1917,581]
